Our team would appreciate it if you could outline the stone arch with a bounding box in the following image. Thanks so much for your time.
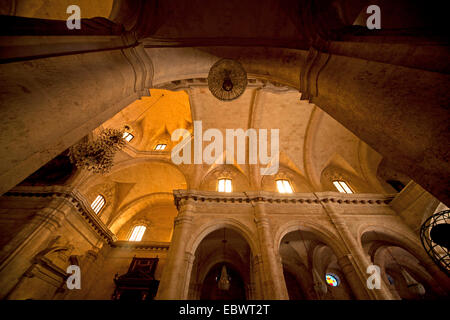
[276,221,355,299]
[357,223,431,265]
[109,192,174,234]
[359,224,449,298]
[147,47,307,89]
[274,220,347,259]
[186,218,258,257]
[186,220,256,300]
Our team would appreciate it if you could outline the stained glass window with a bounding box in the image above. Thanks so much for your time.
[325,273,339,287]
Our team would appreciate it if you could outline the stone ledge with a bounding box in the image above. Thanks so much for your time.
[4,185,117,244]
[173,189,395,210]
[111,240,170,251]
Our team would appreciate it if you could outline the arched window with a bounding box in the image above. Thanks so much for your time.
[91,195,105,214]
[218,178,232,192]
[333,180,353,194]
[276,179,293,193]
[325,273,340,287]
[128,225,147,242]
[154,144,167,151]
[122,131,134,142]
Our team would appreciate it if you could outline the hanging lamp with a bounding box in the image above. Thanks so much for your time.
[400,268,426,296]
[69,126,128,174]
[217,229,231,291]
[208,59,247,101]
[374,231,426,298]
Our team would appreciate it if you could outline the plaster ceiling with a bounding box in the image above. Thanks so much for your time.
[83,85,387,234]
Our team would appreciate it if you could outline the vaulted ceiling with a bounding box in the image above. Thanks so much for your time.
[78,84,396,238]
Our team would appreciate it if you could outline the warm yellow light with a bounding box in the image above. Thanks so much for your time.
[123,132,134,142]
[277,180,293,193]
[129,225,146,242]
[218,179,232,192]
[333,181,353,194]
[155,144,167,151]
[91,195,105,214]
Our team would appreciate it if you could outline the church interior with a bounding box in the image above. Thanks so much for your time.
[0,0,449,300]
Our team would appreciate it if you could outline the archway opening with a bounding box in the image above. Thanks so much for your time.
[279,229,354,300]
[361,230,448,300]
[189,227,252,300]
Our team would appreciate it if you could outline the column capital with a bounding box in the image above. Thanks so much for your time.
[174,215,193,228]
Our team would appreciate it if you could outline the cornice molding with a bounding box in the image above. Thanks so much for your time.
[4,186,117,244]
[173,189,395,210]
[111,240,170,251]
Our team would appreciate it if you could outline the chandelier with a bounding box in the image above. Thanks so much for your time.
[217,229,231,291]
[208,59,247,101]
[69,127,127,174]
[218,265,231,291]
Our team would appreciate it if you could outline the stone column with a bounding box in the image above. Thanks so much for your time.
[337,254,371,299]
[188,282,202,300]
[301,44,450,205]
[0,35,153,195]
[156,203,194,300]
[319,198,395,300]
[253,200,289,300]
[250,254,264,300]
[182,252,196,299]
[0,197,72,299]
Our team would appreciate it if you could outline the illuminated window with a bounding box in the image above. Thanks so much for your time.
[333,180,353,194]
[128,225,146,242]
[218,178,232,193]
[276,180,293,193]
[154,144,167,151]
[325,273,340,287]
[91,195,105,214]
[122,132,134,142]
